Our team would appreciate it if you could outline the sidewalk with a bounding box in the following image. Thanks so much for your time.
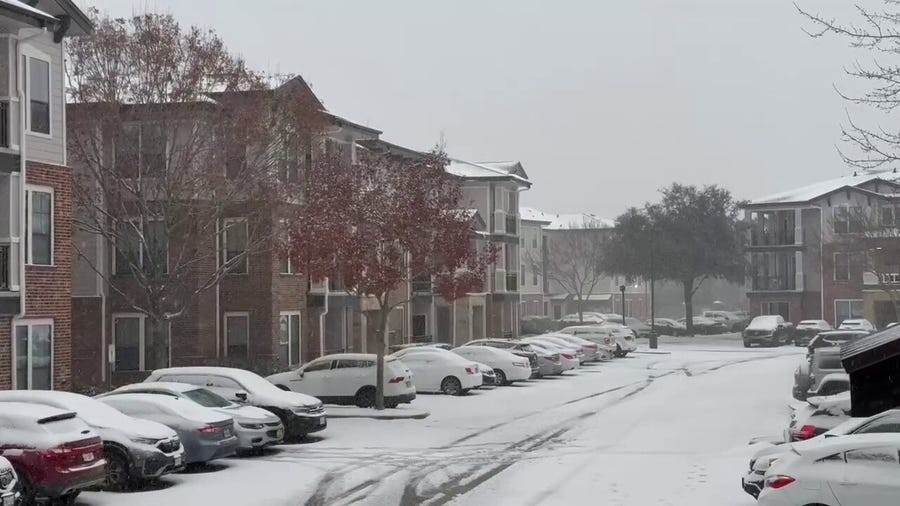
[325,405,430,420]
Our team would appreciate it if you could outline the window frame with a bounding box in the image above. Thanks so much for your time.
[12,319,53,390]
[113,218,169,275]
[22,50,51,138]
[278,219,294,274]
[834,299,865,326]
[112,313,172,372]
[224,312,250,358]
[24,185,53,266]
[223,217,249,274]
[279,311,302,367]
[834,252,851,282]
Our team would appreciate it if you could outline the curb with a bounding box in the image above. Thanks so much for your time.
[326,409,430,420]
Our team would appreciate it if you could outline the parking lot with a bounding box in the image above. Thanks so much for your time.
[75,335,802,506]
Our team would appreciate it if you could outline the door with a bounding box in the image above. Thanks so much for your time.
[291,359,332,397]
[333,359,369,396]
[398,355,437,392]
[472,306,485,340]
[830,446,900,504]
[437,306,451,344]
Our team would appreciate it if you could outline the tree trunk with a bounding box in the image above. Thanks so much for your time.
[576,295,584,323]
[374,300,391,411]
[683,280,694,337]
[147,317,169,370]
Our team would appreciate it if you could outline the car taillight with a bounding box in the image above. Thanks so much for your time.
[40,446,74,464]
[388,376,405,383]
[197,425,221,434]
[465,367,476,375]
[548,355,559,362]
[562,354,574,360]
[765,475,795,490]
[794,425,818,441]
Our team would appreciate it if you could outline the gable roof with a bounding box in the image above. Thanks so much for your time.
[746,172,900,207]
[544,212,614,230]
[476,161,529,180]
[519,206,553,224]
[446,159,531,186]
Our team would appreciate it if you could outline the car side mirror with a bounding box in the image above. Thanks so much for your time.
[235,391,248,402]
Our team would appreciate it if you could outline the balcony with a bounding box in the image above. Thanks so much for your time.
[752,276,796,291]
[411,277,432,293]
[0,100,9,149]
[506,273,518,292]
[505,215,517,235]
[0,244,8,290]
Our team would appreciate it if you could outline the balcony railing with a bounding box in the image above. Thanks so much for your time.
[752,276,796,291]
[506,273,518,292]
[505,215,517,235]
[0,244,8,290]
[750,230,795,247]
[882,273,900,285]
[0,101,9,148]
[411,277,432,293]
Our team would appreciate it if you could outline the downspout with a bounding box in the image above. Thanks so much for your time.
[215,217,221,360]
[319,277,328,359]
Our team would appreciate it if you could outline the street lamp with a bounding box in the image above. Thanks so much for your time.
[619,284,626,325]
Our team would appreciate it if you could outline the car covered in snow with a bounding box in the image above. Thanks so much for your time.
[521,338,579,371]
[0,390,183,490]
[463,339,541,377]
[542,332,603,361]
[99,382,284,450]
[391,349,482,395]
[560,312,606,324]
[785,392,851,443]
[452,345,532,385]
[267,353,415,409]
[527,343,564,377]
[758,433,900,506]
[808,348,846,395]
[806,330,870,358]
[743,408,900,499]
[648,318,687,336]
[837,318,876,331]
[145,367,326,441]
[792,319,834,346]
[556,326,618,358]
[678,316,730,335]
[742,315,791,347]
[0,402,106,504]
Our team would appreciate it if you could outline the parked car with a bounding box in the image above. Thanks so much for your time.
[389,342,453,353]
[678,316,730,335]
[99,394,239,465]
[144,367,326,441]
[99,382,284,451]
[807,372,850,398]
[267,353,415,409]
[837,318,876,331]
[592,323,639,356]
[452,345,532,385]
[526,343,564,377]
[743,409,900,499]
[463,339,541,377]
[649,318,687,336]
[758,433,900,506]
[0,403,106,505]
[0,390,183,490]
[809,347,846,395]
[560,313,605,324]
[523,335,584,363]
[792,319,834,346]
[544,333,602,361]
[0,457,18,506]
[522,339,579,371]
[391,350,482,395]
[806,330,871,358]
[702,310,746,331]
[785,392,851,443]
[556,326,617,358]
[475,362,497,387]
[792,360,812,401]
[742,315,791,347]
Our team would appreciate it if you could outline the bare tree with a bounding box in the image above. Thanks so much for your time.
[532,226,606,323]
[67,11,323,370]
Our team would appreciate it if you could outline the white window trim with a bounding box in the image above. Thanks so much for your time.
[111,313,172,372]
[833,205,849,234]
[224,312,250,357]
[21,47,52,139]
[11,318,53,390]
[833,252,851,282]
[112,218,168,275]
[279,311,302,366]
[834,299,865,324]
[24,184,53,266]
[223,217,249,275]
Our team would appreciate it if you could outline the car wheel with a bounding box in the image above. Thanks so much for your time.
[53,491,80,506]
[615,344,623,357]
[104,449,130,491]
[441,376,463,396]
[354,386,376,408]
[494,369,508,386]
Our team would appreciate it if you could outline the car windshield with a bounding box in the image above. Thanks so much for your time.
[183,388,233,408]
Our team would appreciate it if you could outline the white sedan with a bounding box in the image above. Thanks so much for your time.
[451,346,532,385]
[391,349,482,395]
[759,433,900,506]
[266,353,415,409]
[522,339,579,371]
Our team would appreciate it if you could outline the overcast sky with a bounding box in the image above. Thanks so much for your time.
[85,0,881,218]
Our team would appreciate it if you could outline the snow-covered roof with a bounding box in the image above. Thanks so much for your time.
[747,171,900,206]
[0,0,57,23]
[446,159,531,186]
[544,212,614,230]
[519,207,553,224]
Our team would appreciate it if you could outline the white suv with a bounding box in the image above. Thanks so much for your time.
[267,353,416,409]
[560,325,636,357]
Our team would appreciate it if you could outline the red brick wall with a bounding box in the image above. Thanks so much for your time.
[24,162,73,390]
[71,297,102,389]
[0,318,10,389]
[822,243,864,325]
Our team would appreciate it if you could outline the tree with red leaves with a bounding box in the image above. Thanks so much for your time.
[288,148,495,410]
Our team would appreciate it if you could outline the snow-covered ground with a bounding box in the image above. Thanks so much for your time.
[80,334,803,506]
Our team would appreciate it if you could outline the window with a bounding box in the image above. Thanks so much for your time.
[279,220,294,274]
[114,220,168,275]
[521,264,525,281]
[532,270,538,286]
[844,447,899,466]
[224,218,248,274]
[833,206,864,234]
[761,302,790,320]
[27,56,49,135]
[553,305,562,320]
[855,414,900,434]
[532,237,538,248]
[544,302,549,316]
[25,188,52,265]
[835,300,864,326]
[304,360,332,373]
[335,359,362,369]
[14,321,52,390]
[225,313,249,358]
[279,312,301,367]
[207,376,242,390]
[412,314,427,337]
[882,206,895,227]
[834,253,851,281]
[115,124,167,177]
[113,314,171,371]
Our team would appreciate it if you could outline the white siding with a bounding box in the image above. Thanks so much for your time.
[22,31,64,166]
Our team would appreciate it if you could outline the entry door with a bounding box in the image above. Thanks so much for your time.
[472,306,485,340]
[437,306,451,344]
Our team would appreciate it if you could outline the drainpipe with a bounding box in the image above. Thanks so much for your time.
[215,217,221,361]
[319,277,328,359]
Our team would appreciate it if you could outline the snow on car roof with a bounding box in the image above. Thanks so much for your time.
[151,366,281,393]
[0,401,72,421]
[0,390,135,427]
[746,315,781,329]
[747,172,891,206]
[115,381,200,394]
[100,393,229,424]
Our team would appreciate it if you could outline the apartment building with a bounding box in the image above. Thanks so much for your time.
[744,171,900,326]
[0,0,91,390]
[519,207,550,318]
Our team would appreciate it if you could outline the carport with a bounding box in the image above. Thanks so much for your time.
[841,326,900,417]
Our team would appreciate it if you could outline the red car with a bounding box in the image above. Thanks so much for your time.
[0,402,106,504]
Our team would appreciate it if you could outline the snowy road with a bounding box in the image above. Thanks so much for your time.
[81,336,803,506]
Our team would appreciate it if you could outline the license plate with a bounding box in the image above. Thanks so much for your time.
[318,417,325,426]
[82,452,94,462]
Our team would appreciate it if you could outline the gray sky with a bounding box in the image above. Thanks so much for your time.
[85,0,878,218]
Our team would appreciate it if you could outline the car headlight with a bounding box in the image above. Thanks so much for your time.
[238,422,265,430]
[130,436,161,445]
